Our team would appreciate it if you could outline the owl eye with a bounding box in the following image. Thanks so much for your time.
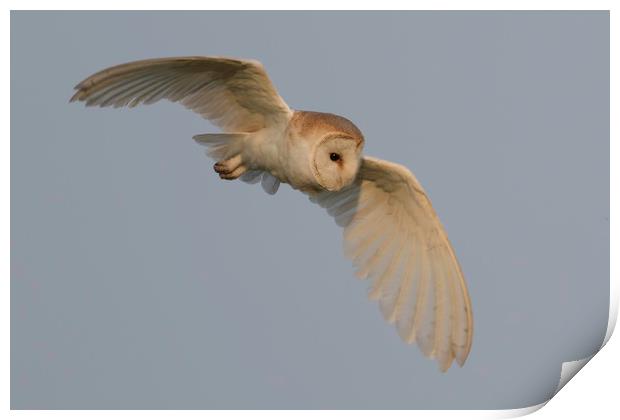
[330,153,341,162]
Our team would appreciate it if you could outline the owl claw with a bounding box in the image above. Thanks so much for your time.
[214,154,247,180]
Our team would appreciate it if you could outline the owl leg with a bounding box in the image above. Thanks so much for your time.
[214,154,247,180]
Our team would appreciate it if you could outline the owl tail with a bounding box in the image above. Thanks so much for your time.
[192,133,249,161]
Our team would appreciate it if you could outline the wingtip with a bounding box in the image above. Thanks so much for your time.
[69,89,83,103]
[455,351,469,367]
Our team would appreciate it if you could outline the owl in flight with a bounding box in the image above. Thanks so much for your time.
[71,56,473,371]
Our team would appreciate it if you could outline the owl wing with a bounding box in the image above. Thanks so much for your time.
[310,156,473,371]
[70,56,292,132]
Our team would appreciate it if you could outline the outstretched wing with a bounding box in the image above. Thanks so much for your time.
[310,156,473,371]
[70,56,292,132]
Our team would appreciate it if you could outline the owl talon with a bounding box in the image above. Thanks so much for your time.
[218,165,247,180]
[214,154,247,180]
[213,162,229,173]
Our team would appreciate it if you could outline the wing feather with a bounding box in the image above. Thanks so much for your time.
[396,241,423,343]
[369,231,407,300]
[71,56,292,132]
[388,235,418,323]
[415,249,437,359]
[355,224,398,280]
[310,156,473,371]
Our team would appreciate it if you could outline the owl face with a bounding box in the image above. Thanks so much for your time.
[311,134,363,191]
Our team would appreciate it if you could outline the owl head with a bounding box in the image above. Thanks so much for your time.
[311,133,364,191]
[291,111,364,192]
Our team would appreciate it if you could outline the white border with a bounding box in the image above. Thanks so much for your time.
[4,1,616,419]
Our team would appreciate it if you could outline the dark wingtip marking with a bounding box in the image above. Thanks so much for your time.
[69,91,81,103]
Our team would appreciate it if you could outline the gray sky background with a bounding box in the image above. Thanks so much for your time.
[11,11,609,409]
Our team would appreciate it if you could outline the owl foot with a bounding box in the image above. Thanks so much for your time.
[214,154,247,180]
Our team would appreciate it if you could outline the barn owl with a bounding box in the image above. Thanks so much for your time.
[70,56,473,371]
